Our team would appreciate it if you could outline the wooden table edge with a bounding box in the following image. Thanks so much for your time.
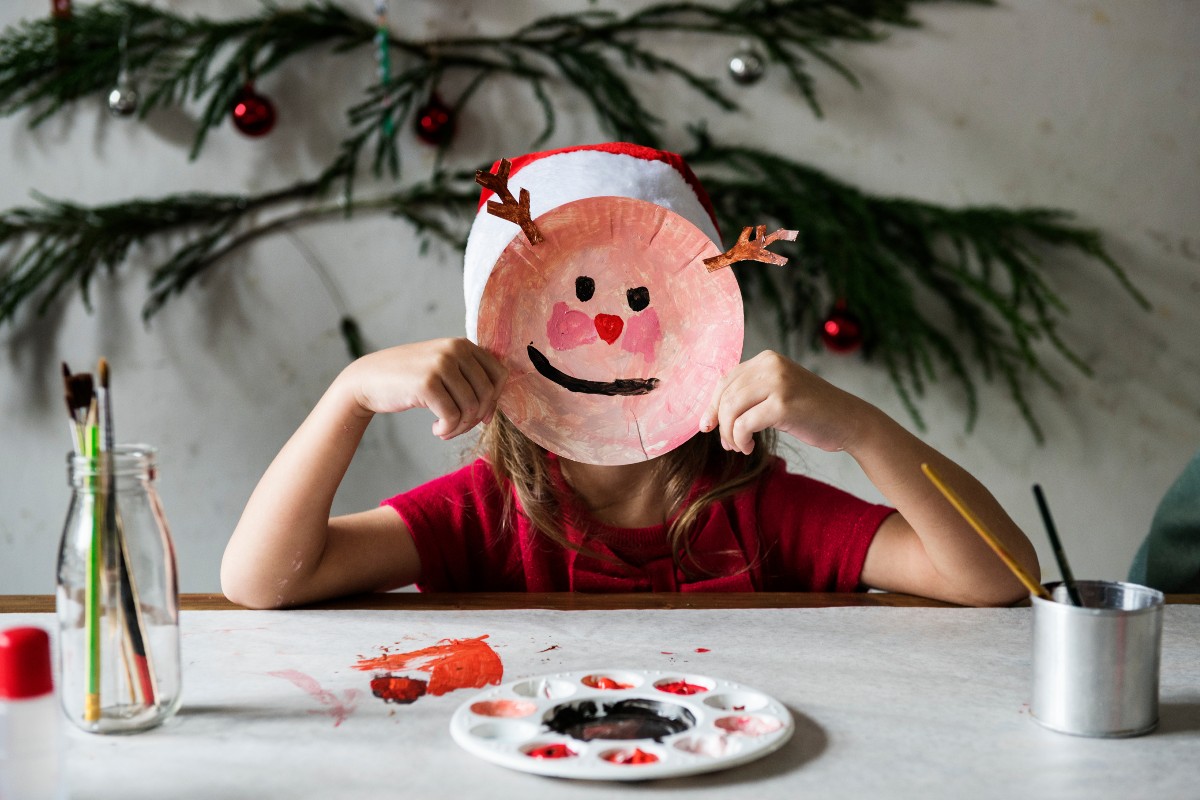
[4,593,1198,613]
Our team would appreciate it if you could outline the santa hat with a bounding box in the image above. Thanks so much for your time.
[463,142,722,341]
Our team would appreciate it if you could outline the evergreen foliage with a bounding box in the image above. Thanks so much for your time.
[0,0,1147,438]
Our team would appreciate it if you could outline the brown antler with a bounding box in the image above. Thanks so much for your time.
[475,159,544,245]
[703,225,798,272]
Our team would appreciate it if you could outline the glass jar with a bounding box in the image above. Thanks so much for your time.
[56,445,181,733]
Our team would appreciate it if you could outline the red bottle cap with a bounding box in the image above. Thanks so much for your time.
[0,627,54,700]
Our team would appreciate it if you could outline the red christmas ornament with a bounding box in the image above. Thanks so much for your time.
[231,84,276,137]
[414,93,455,145]
[819,302,864,354]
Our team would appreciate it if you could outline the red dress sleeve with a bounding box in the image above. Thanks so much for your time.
[381,459,517,591]
[753,459,895,592]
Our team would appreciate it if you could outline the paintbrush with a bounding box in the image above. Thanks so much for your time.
[61,363,93,455]
[1033,484,1083,606]
[96,358,158,707]
[921,463,1051,601]
[62,360,102,720]
[83,392,101,722]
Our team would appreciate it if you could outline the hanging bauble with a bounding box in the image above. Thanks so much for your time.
[230,84,276,137]
[728,48,766,85]
[107,82,139,117]
[414,93,455,146]
[819,302,865,354]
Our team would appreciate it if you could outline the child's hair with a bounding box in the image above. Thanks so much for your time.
[479,411,777,578]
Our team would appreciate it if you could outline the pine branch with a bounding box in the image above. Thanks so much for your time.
[1,0,980,165]
[2,127,1145,438]
[684,133,1147,440]
[0,172,477,329]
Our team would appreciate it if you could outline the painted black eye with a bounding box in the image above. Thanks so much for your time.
[575,276,595,302]
[626,286,650,312]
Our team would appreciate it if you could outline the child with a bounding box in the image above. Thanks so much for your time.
[221,144,1039,608]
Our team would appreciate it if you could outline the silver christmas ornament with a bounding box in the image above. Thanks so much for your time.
[107,82,139,117]
[728,48,766,85]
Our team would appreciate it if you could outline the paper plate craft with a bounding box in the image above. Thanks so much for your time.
[467,143,796,465]
[449,668,794,781]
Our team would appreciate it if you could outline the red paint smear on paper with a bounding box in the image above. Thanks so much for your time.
[603,747,660,765]
[526,743,576,759]
[352,635,503,696]
[656,680,708,695]
[537,644,561,653]
[695,648,710,653]
[371,675,428,704]
[268,669,360,727]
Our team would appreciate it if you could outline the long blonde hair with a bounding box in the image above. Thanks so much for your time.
[478,412,777,578]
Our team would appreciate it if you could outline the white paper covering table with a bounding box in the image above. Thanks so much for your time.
[3,594,1199,800]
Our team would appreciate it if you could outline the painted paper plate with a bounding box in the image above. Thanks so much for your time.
[449,668,793,781]
[476,196,743,466]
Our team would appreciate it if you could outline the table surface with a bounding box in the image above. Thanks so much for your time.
[4,593,1200,800]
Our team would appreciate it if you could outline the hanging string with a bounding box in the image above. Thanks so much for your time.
[284,229,365,360]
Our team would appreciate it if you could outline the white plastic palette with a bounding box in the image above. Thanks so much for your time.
[449,668,794,781]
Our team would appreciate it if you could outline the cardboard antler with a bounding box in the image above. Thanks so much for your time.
[475,159,545,245]
[703,226,798,272]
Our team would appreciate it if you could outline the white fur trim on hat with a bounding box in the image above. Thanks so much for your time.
[464,147,721,342]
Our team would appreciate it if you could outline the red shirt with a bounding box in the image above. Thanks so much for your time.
[383,457,893,593]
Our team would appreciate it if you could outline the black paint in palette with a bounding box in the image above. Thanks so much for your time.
[544,698,696,742]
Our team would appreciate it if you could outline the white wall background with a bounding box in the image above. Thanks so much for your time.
[1,0,1197,595]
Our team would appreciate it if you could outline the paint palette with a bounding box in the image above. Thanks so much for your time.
[449,668,793,781]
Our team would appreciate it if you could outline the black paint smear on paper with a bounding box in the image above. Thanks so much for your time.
[527,345,659,396]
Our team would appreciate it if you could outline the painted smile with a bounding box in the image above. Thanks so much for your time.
[527,345,659,396]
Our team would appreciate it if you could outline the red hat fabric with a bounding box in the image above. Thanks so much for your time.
[464,143,722,341]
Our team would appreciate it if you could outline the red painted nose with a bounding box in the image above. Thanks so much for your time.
[594,313,623,344]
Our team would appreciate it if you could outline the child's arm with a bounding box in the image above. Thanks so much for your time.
[220,339,507,609]
[700,350,1039,606]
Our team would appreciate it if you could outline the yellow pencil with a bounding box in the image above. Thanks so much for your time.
[921,463,1051,601]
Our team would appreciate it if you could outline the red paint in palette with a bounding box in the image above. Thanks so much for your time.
[581,675,634,690]
[354,635,503,698]
[602,747,660,765]
[526,743,576,759]
[656,680,708,696]
[470,699,536,718]
[715,715,784,736]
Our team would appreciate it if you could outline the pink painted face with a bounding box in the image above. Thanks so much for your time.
[476,196,743,465]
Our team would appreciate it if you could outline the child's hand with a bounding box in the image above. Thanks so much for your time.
[699,350,871,455]
[341,339,508,439]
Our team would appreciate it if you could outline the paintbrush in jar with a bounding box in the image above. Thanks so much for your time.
[96,358,158,708]
[83,388,102,722]
[1032,484,1083,606]
[61,362,93,455]
[62,362,104,718]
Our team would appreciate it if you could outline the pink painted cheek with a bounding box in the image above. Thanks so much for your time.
[621,307,661,362]
[547,301,598,350]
